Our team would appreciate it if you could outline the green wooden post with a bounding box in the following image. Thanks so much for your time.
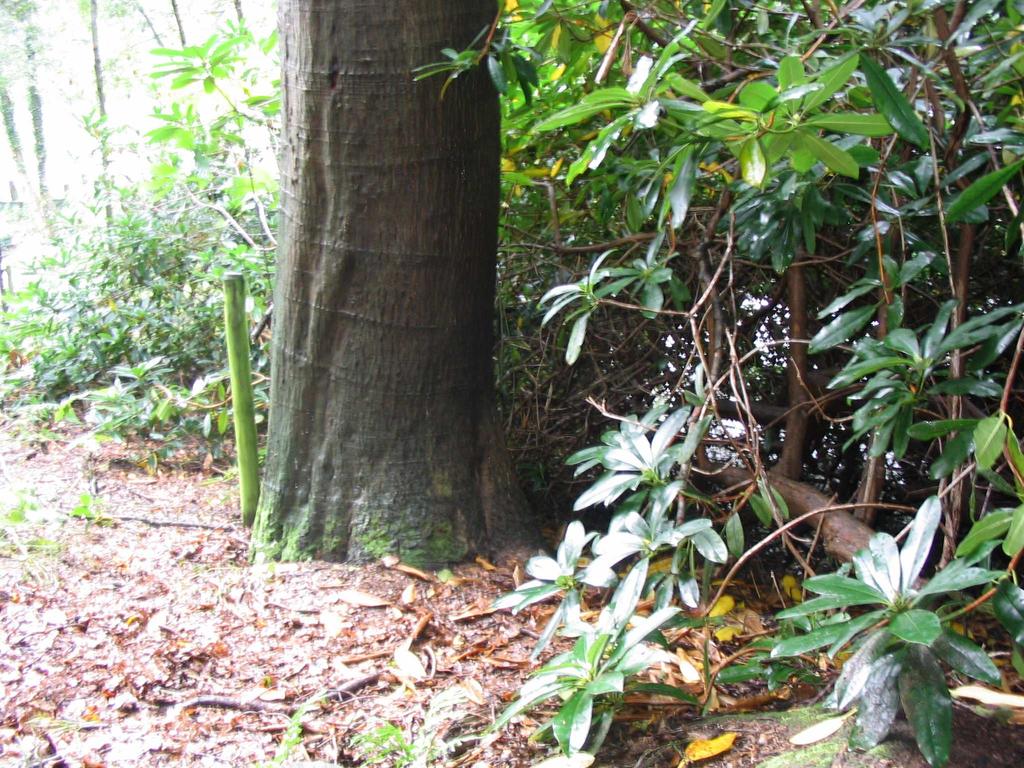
[223,272,259,527]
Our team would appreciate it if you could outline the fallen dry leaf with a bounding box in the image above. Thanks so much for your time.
[336,589,390,607]
[531,753,595,768]
[459,678,486,705]
[393,647,427,681]
[789,713,851,745]
[683,731,737,763]
[951,685,1024,709]
[674,649,702,684]
[319,609,345,638]
[400,583,417,604]
[475,555,496,571]
[391,562,434,582]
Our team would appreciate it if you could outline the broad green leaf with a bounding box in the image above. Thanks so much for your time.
[777,55,806,89]
[973,414,1007,471]
[668,148,697,228]
[552,690,593,754]
[796,130,860,178]
[566,313,589,365]
[907,420,977,441]
[487,55,507,94]
[899,646,951,767]
[914,560,999,600]
[931,629,1001,685]
[889,609,941,645]
[946,158,1024,222]
[803,573,888,604]
[833,631,890,709]
[993,580,1024,645]
[724,512,744,560]
[956,509,1014,558]
[899,496,942,592]
[809,305,876,354]
[929,432,973,480]
[771,622,853,658]
[803,54,859,111]
[692,528,728,564]
[860,56,929,149]
[850,652,903,749]
[1004,504,1024,556]
[816,281,879,319]
[740,137,767,187]
[804,113,894,137]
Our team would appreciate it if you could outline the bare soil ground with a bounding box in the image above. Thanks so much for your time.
[2,421,1023,767]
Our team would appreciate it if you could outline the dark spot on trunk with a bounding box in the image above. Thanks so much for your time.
[328,54,340,90]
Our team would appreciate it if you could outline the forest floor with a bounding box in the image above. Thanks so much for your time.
[2,420,1024,767]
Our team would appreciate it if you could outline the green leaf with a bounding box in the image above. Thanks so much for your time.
[914,560,998,599]
[931,629,1001,685]
[956,509,1014,558]
[993,580,1024,645]
[929,432,973,480]
[859,56,929,149]
[850,652,903,749]
[534,88,637,132]
[487,55,508,94]
[889,609,942,646]
[809,305,876,354]
[946,158,1024,223]
[795,129,859,178]
[804,113,894,137]
[907,420,977,441]
[566,313,589,365]
[748,491,773,526]
[552,690,593,754]
[740,137,767,188]
[771,622,853,658]
[668,148,697,228]
[1004,504,1024,557]
[899,496,942,592]
[777,55,806,89]
[973,414,1007,471]
[724,512,743,560]
[803,54,859,112]
[899,646,951,767]
[803,573,888,604]
[833,631,890,709]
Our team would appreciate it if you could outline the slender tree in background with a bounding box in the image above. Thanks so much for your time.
[23,22,45,200]
[252,0,531,566]
[133,1,165,49]
[89,0,113,228]
[232,0,244,24]
[169,0,187,46]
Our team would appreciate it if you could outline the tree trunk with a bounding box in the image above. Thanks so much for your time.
[89,0,114,228]
[23,25,46,199]
[0,86,28,182]
[253,0,532,567]
[232,0,244,24]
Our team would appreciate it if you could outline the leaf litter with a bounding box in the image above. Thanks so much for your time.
[3,424,1024,767]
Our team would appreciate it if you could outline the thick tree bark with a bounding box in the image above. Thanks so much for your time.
[253,0,532,567]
